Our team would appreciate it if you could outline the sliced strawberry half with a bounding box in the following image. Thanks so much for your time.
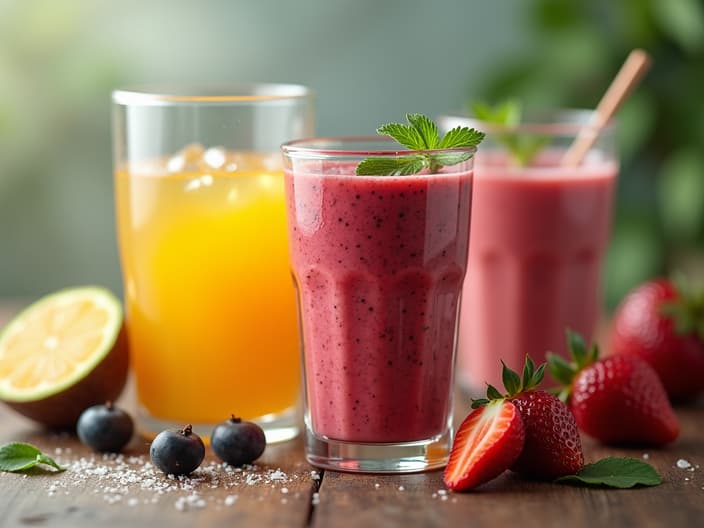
[443,399,525,491]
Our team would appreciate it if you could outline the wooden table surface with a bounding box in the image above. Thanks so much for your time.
[0,305,702,528]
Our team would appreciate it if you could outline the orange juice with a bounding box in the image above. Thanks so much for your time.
[116,146,300,427]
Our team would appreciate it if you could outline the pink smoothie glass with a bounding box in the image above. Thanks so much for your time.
[282,138,475,473]
[438,111,617,392]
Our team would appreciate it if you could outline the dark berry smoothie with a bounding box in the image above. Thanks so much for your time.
[285,161,472,443]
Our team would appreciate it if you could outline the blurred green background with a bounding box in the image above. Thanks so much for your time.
[0,0,702,308]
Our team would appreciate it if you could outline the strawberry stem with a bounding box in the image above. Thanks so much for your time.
[471,355,546,409]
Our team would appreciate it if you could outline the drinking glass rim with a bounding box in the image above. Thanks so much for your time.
[112,83,313,105]
[438,108,615,135]
[281,136,478,159]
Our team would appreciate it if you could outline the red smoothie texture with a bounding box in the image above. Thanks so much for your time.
[459,150,617,389]
[285,161,472,443]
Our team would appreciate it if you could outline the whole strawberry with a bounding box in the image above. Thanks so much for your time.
[468,358,584,481]
[510,390,584,479]
[610,277,704,401]
[549,330,680,446]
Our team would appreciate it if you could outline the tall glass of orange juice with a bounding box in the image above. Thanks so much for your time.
[112,85,314,442]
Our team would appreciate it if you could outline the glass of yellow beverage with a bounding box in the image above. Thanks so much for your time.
[112,85,314,442]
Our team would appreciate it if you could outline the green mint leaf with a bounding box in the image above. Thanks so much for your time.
[555,457,662,488]
[376,123,425,151]
[355,156,426,176]
[505,135,551,166]
[359,114,483,176]
[36,454,65,472]
[429,151,473,168]
[406,113,439,148]
[0,442,65,473]
[438,126,485,149]
[472,100,521,127]
[470,100,547,166]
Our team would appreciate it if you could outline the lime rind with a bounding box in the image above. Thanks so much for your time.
[0,286,123,402]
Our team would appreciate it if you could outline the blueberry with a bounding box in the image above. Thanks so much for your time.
[211,416,266,466]
[76,401,134,453]
[150,424,205,476]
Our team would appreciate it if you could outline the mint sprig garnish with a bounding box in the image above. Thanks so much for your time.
[0,442,65,473]
[471,100,549,167]
[556,457,662,488]
[356,113,484,176]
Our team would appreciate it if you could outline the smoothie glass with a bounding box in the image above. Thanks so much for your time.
[113,84,314,441]
[438,111,617,391]
[282,138,475,472]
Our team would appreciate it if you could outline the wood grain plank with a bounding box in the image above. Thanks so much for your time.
[311,398,704,528]
[0,404,317,528]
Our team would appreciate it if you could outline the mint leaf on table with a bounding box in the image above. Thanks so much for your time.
[356,113,484,176]
[555,457,661,488]
[0,442,65,473]
[471,100,549,167]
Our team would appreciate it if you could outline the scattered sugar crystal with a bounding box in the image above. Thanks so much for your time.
[269,469,288,481]
[441,495,448,501]
[311,492,320,505]
[431,493,437,499]
[437,490,447,496]
[642,453,650,460]
[677,459,692,469]
[374,483,380,489]
[30,447,306,513]
[398,485,405,491]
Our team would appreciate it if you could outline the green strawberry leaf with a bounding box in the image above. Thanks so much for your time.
[521,356,535,390]
[566,329,588,366]
[555,457,662,488]
[471,398,490,409]
[501,361,522,395]
[532,363,546,387]
[486,384,504,400]
[547,352,576,386]
[0,442,65,473]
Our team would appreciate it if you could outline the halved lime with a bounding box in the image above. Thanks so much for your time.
[0,287,128,428]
